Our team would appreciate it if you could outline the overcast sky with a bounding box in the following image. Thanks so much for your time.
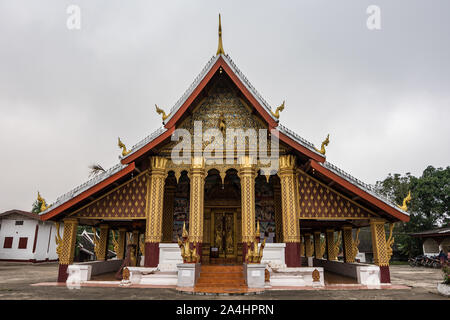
[0,0,449,212]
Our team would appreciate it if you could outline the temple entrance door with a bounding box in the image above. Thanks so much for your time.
[210,210,238,264]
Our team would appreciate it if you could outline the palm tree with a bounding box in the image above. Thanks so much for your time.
[88,163,106,178]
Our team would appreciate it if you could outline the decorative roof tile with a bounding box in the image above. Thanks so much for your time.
[39,163,129,216]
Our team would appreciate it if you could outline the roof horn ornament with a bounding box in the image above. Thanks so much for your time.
[155,104,171,123]
[216,13,225,55]
[37,191,51,212]
[314,134,330,155]
[398,191,412,212]
[118,137,131,157]
[270,100,285,119]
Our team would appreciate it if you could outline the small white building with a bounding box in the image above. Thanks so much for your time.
[0,209,62,262]
[411,227,450,257]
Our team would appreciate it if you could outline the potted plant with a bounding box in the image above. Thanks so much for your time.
[437,265,450,297]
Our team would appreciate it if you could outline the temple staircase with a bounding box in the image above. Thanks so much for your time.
[193,265,252,294]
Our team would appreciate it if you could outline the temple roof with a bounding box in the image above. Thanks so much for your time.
[39,52,409,223]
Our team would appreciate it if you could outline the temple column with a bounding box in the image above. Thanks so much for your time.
[326,229,337,261]
[162,185,176,243]
[304,233,313,263]
[95,224,109,261]
[314,231,324,259]
[188,156,206,259]
[273,181,283,243]
[239,156,257,259]
[342,226,355,263]
[370,219,391,283]
[56,218,78,282]
[144,156,168,267]
[116,228,127,260]
[279,155,301,267]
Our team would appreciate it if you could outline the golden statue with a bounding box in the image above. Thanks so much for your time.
[37,192,51,212]
[216,14,225,55]
[92,227,101,258]
[333,231,341,261]
[398,191,411,211]
[122,267,130,281]
[177,225,199,263]
[314,134,330,155]
[245,238,266,264]
[177,237,200,263]
[111,230,119,254]
[218,113,226,133]
[118,137,131,156]
[155,104,171,122]
[270,101,285,119]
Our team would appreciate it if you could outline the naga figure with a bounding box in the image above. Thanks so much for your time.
[37,192,51,212]
[314,134,330,155]
[245,238,266,264]
[270,101,285,119]
[118,137,131,156]
[386,224,395,260]
[398,191,411,211]
[155,104,171,122]
[177,237,200,263]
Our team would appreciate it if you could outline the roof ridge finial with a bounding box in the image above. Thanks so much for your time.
[216,13,225,55]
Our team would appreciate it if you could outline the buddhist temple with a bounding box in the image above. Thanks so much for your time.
[39,15,410,290]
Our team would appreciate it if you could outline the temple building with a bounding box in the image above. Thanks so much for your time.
[39,16,409,287]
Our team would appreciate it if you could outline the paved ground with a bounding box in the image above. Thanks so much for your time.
[0,262,448,300]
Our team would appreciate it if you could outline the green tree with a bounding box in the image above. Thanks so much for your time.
[375,166,449,257]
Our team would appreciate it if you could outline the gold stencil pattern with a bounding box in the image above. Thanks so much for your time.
[74,173,148,219]
[297,172,372,219]
[58,218,78,265]
[145,157,168,243]
[279,155,301,243]
[371,220,390,266]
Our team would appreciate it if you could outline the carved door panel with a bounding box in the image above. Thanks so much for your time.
[212,211,236,258]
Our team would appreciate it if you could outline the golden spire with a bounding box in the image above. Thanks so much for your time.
[216,14,225,55]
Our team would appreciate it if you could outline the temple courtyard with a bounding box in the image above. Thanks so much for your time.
[0,262,447,300]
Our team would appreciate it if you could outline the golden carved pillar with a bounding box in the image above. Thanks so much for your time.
[95,224,109,261]
[342,226,356,263]
[304,233,314,258]
[144,156,168,267]
[279,155,301,267]
[326,229,337,261]
[314,231,324,259]
[370,219,391,283]
[116,228,127,260]
[273,181,283,243]
[239,156,257,259]
[162,185,176,243]
[56,218,78,282]
[188,156,206,258]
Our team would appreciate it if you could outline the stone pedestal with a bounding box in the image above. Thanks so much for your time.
[158,243,183,271]
[244,263,266,288]
[67,264,92,282]
[177,263,201,287]
[259,243,286,269]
